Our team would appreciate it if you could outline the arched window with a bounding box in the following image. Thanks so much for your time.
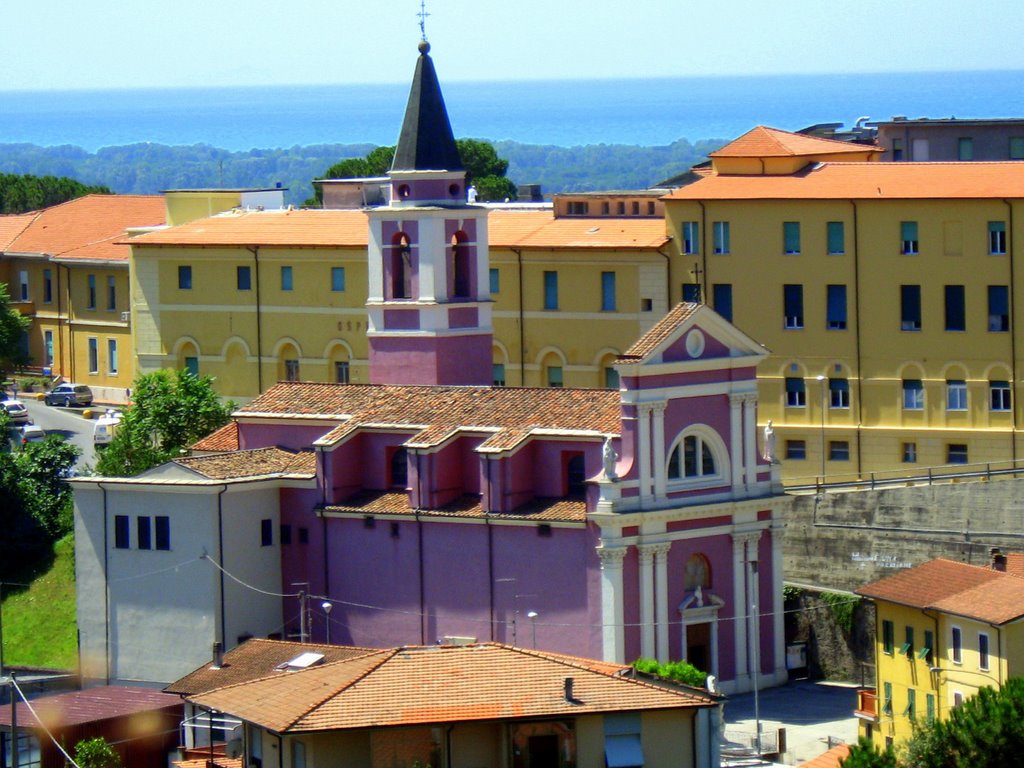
[684,554,712,590]
[451,231,470,298]
[668,434,716,479]
[390,447,408,489]
[390,233,412,299]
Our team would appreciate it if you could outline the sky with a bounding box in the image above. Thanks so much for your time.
[4,0,1024,91]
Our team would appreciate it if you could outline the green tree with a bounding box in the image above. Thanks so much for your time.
[841,737,898,768]
[0,173,110,214]
[74,737,122,768]
[96,369,234,477]
[0,283,31,374]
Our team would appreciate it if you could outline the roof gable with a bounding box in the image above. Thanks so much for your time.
[619,303,767,368]
[710,125,878,158]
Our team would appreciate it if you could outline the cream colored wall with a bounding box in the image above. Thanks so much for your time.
[450,723,503,768]
[642,709,696,768]
[575,715,604,768]
[304,730,371,768]
[165,192,242,226]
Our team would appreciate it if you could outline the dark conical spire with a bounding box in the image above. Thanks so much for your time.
[391,41,464,173]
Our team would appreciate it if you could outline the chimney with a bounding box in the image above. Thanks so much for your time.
[564,677,574,702]
[212,641,224,669]
[991,547,1007,571]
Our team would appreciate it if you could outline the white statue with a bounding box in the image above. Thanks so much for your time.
[694,584,704,607]
[602,437,618,480]
[467,185,478,204]
[762,419,777,464]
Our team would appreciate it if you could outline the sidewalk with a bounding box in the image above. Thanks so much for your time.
[723,679,859,765]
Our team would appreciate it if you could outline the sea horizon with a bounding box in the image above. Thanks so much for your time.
[1,68,1023,152]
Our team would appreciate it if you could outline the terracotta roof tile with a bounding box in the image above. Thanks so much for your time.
[173,447,316,480]
[857,558,1024,624]
[166,638,380,695]
[666,162,1024,200]
[240,383,620,451]
[189,643,716,733]
[191,422,240,452]
[798,743,850,768]
[488,210,669,250]
[622,302,701,358]
[0,213,36,250]
[1006,553,1024,578]
[326,491,586,522]
[6,195,164,261]
[709,125,880,158]
[0,686,181,728]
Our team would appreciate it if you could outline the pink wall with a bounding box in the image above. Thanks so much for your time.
[448,307,479,328]
[391,178,466,203]
[383,309,421,330]
[369,335,492,386]
[237,423,332,452]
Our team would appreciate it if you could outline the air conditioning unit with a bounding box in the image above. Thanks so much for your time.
[120,311,131,323]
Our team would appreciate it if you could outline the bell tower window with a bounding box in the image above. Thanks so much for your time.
[390,233,412,299]
[451,231,471,299]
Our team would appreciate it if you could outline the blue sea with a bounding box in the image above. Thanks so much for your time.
[1,70,1023,151]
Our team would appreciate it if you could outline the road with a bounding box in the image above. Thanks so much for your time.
[19,397,103,469]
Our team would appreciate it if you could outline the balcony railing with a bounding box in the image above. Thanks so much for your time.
[787,457,1024,493]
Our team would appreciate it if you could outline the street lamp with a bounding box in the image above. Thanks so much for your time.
[816,375,827,484]
[321,601,333,645]
[527,611,539,648]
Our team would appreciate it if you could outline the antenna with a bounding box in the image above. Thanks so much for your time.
[418,0,430,41]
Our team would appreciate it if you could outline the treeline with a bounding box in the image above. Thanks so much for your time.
[0,172,110,214]
[0,137,726,206]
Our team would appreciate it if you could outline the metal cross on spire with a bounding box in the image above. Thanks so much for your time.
[418,0,430,41]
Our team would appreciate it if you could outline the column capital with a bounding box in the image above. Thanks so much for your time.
[741,392,758,405]
[639,541,672,559]
[732,530,763,548]
[650,401,668,415]
[728,392,746,405]
[597,546,628,568]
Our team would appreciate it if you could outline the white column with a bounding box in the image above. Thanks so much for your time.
[743,394,758,489]
[652,403,667,498]
[710,617,720,680]
[732,535,749,686]
[743,531,764,689]
[728,393,744,493]
[599,547,628,663]
[652,542,672,663]
[637,403,653,500]
[771,521,786,682]
[638,545,656,660]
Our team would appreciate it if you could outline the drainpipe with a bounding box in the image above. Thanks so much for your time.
[217,485,228,650]
[513,248,525,385]
[656,244,673,308]
[851,201,864,476]
[276,733,284,768]
[99,482,110,683]
[65,264,76,383]
[698,201,708,308]
[247,247,264,393]
[417,451,426,645]
[317,448,330,602]
[1004,199,1017,463]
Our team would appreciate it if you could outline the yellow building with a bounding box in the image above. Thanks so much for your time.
[663,126,1024,479]
[854,553,1024,748]
[128,204,672,398]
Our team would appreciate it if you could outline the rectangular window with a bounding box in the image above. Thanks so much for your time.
[926,694,935,724]
[260,519,273,547]
[88,337,98,374]
[107,339,118,374]
[952,626,962,663]
[185,357,199,377]
[713,221,730,254]
[783,221,801,254]
[829,440,850,461]
[237,265,252,290]
[989,285,1010,331]
[901,285,921,330]
[948,444,969,464]
[492,363,506,387]
[989,221,1007,254]
[827,285,847,330]
[137,516,152,550]
[87,274,97,309]
[1011,137,1024,160]
[883,619,894,654]
[786,439,806,460]
[284,360,300,382]
[979,633,990,670]
[947,380,967,411]
[903,442,917,463]
[631,201,640,215]
[489,267,500,294]
[945,285,966,331]
[178,265,193,290]
[713,283,732,321]
[601,271,616,311]
[892,138,904,161]
[901,221,919,255]
[543,271,558,310]
[114,515,130,549]
[903,379,924,410]
[923,630,934,665]
[107,276,116,310]
[682,221,699,254]
[783,284,804,329]
[567,201,588,215]
[547,366,563,388]
[331,266,346,292]
[682,283,701,303]
[829,378,850,408]
[155,516,170,551]
[991,380,1011,411]
[280,265,293,291]
[280,524,292,546]
[43,330,53,367]
[883,682,893,715]
[903,626,915,657]
[43,269,53,304]
[905,688,916,719]
[335,361,350,384]
[18,270,28,301]
[958,137,974,161]
[785,377,806,407]
[604,367,620,389]
[827,221,845,255]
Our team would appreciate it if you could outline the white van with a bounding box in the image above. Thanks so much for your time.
[94,410,122,446]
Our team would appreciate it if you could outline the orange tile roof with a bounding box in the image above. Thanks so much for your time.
[798,743,850,768]
[0,686,181,728]
[166,638,380,696]
[710,125,879,158]
[666,161,1024,200]
[191,422,240,452]
[173,447,316,480]
[131,208,368,248]
[856,558,1024,624]
[622,302,701,358]
[188,643,715,733]
[0,213,36,250]
[239,383,620,452]
[6,195,165,261]
[326,490,587,522]
[488,210,669,250]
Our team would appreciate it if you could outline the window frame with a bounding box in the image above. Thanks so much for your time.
[785,377,807,408]
[601,271,617,311]
[903,379,925,410]
[989,221,1007,255]
[883,619,894,655]
[712,283,733,321]
[827,284,847,330]
[785,439,806,460]
[827,221,845,255]
[178,265,193,290]
[107,275,117,311]
[946,380,968,411]
[783,284,804,329]
[979,632,990,671]
[489,267,500,295]
[989,285,1010,331]
[947,444,969,464]
[829,377,850,409]
[901,221,919,255]
[712,221,730,254]
[682,221,699,254]
[237,265,252,291]
[87,274,97,309]
[331,266,346,292]
[543,270,558,310]
[280,265,293,291]
[829,440,850,461]
[944,285,966,331]
[990,380,1011,412]
[951,626,962,664]
[901,285,922,330]
[783,221,801,255]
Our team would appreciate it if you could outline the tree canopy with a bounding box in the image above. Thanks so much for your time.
[632,657,707,688]
[74,738,122,768]
[0,172,110,214]
[0,282,31,373]
[95,369,234,477]
[310,138,518,204]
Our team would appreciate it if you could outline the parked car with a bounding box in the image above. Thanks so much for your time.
[2,399,30,424]
[20,424,46,445]
[44,383,94,407]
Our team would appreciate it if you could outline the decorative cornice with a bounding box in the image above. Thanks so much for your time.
[597,546,628,568]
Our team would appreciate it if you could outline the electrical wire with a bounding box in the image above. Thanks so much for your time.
[109,556,204,583]
[200,553,302,598]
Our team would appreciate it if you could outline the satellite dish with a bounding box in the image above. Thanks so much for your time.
[225,739,243,759]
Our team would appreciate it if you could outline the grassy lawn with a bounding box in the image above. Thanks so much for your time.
[2,534,77,670]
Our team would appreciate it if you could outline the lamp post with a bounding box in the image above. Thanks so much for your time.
[321,601,333,645]
[816,375,827,484]
[527,611,539,648]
